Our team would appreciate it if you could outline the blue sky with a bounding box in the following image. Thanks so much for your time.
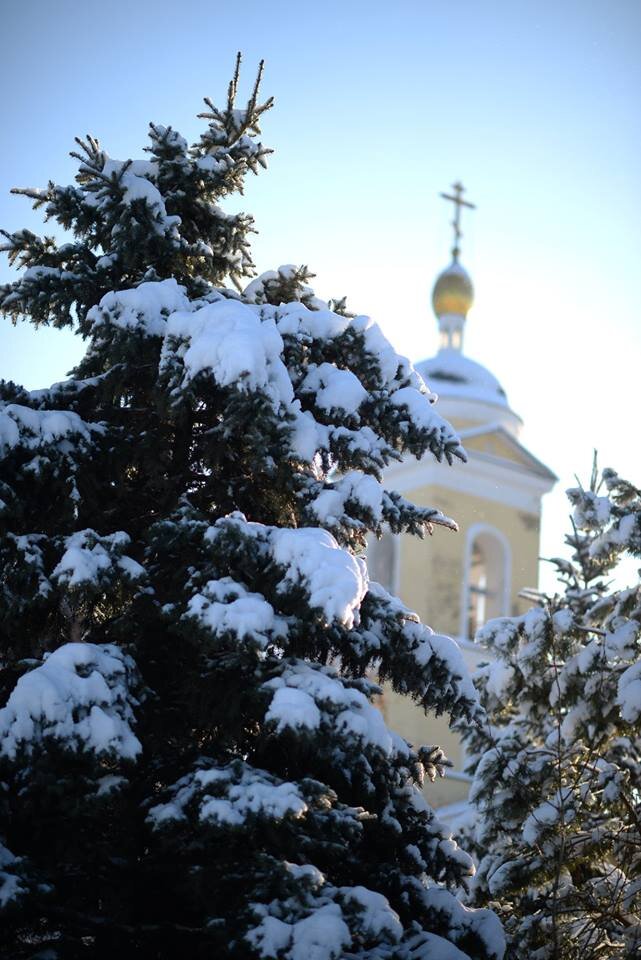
[1,0,640,590]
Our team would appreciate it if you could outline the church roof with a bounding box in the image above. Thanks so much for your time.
[458,422,558,482]
[416,347,509,409]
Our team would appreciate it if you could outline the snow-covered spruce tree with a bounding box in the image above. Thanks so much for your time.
[459,462,641,959]
[0,59,504,959]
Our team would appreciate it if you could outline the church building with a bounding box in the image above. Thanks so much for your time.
[369,183,556,808]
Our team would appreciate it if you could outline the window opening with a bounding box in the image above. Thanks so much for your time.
[465,531,508,639]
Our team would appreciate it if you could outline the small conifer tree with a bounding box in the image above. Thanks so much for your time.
[0,58,504,959]
[460,461,641,959]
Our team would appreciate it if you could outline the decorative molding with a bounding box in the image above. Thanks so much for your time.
[442,769,473,784]
[384,450,554,513]
[391,532,401,597]
[366,531,401,597]
[436,396,523,436]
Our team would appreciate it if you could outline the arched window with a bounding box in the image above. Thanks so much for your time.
[462,525,510,640]
[367,531,398,594]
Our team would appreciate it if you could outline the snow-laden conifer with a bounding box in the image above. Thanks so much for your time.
[0,57,504,959]
[459,461,641,959]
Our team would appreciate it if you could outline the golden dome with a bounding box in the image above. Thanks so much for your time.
[432,261,474,317]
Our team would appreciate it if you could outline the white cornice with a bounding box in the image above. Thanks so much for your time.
[385,449,555,513]
[436,396,523,436]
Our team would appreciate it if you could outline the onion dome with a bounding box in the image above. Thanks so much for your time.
[431,260,474,353]
[432,261,474,319]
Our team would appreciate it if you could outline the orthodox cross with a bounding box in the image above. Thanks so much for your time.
[439,181,476,262]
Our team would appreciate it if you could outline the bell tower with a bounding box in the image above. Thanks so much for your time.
[368,184,556,809]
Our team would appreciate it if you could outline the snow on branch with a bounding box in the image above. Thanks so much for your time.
[147,760,308,830]
[185,576,288,652]
[0,842,27,912]
[52,529,145,590]
[245,862,403,960]
[205,513,367,630]
[0,643,142,761]
[87,277,191,338]
[0,403,103,456]
[263,660,406,759]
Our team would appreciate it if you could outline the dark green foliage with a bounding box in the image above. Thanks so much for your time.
[0,60,503,960]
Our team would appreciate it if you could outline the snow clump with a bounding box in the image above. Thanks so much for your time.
[0,643,141,761]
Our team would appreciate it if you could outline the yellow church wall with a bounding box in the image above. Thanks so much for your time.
[400,481,541,633]
[379,655,487,803]
[377,687,472,807]
[379,688,462,761]
[377,480,543,807]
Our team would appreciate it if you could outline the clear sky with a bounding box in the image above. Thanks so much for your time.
[1,0,640,592]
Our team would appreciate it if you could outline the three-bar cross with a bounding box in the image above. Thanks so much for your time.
[439,181,476,262]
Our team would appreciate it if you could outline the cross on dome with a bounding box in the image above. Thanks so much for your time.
[439,181,476,263]
[431,182,476,352]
